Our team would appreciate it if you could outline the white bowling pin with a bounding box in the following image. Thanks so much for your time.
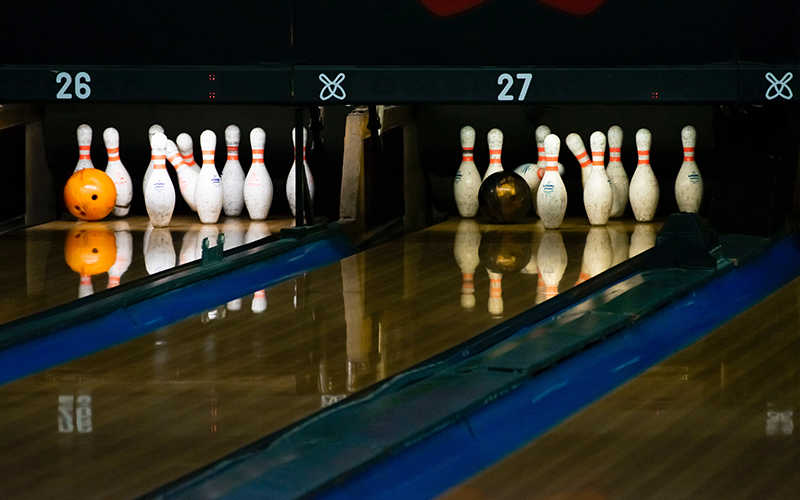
[144,227,175,275]
[144,132,175,228]
[583,226,612,278]
[453,219,481,309]
[607,126,629,217]
[195,130,224,224]
[566,133,594,188]
[107,223,132,288]
[243,127,273,220]
[176,133,202,174]
[630,222,657,257]
[102,128,133,217]
[675,125,703,213]
[629,128,660,222]
[74,124,94,172]
[166,139,199,211]
[536,134,568,229]
[534,125,550,178]
[483,128,504,181]
[537,230,568,301]
[454,126,481,218]
[221,124,245,216]
[583,131,614,226]
[142,124,165,192]
[286,127,315,217]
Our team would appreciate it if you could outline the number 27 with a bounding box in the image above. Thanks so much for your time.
[497,73,532,101]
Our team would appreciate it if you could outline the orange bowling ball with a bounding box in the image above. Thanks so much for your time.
[64,224,117,276]
[64,169,117,221]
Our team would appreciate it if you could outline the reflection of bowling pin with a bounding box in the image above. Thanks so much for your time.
[584,131,613,226]
[144,228,175,275]
[629,129,659,222]
[103,127,133,217]
[74,124,94,172]
[487,269,503,317]
[195,224,220,260]
[251,290,267,313]
[566,133,593,188]
[142,223,153,256]
[521,230,540,275]
[537,231,568,301]
[78,275,93,298]
[222,218,246,311]
[675,125,703,213]
[222,124,245,216]
[245,222,271,312]
[537,134,568,229]
[606,221,630,266]
[453,219,481,309]
[583,227,613,278]
[179,229,198,265]
[166,139,198,211]
[483,128,504,181]
[630,223,657,257]
[286,127,315,217]
[243,127,273,220]
[176,133,202,174]
[607,126,629,217]
[107,222,132,288]
[144,132,176,228]
[142,124,165,192]
[195,130,224,224]
[454,126,481,218]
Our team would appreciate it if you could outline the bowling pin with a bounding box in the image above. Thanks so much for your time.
[607,125,629,217]
[102,128,133,217]
[166,139,199,211]
[107,221,132,288]
[533,125,565,178]
[583,227,612,278]
[630,222,657,257]
[221,124,245,216]
[536,134,568,229]
[629,128,660,222]
[566,133,594,188]
[675,125,703,213]
[537,230,568,302]
[454,126,481,217]
[483,128,504,181]
[74,124,94,172]
[144,227,176,275]
[144,132,176,228]
[583,131,614,226]
[286,127,315,217]
[243,127,273,220]
[453,219,481,309]
[177,133,202,174]
[195,130,224,224]
[142,124,165,192]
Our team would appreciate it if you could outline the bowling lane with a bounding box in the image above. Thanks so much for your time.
[437,277,800,500]
[0,216,660,499]
[0,215,293,327]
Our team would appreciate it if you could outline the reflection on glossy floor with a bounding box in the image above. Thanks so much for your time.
[0,216,293,326]
[438,278,800,500]
[0,216,661,499]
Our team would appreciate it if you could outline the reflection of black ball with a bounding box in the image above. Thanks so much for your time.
[480,230,531,274]
[479,171,532,224]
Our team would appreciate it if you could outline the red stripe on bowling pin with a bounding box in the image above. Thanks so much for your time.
[609,146,621,161]
[462,146,473,162]
[545,155,558,172]
[489,148,501,164]
[637,149,650,165]
[461,272,474,294]
[537,146,545,162]
[108,276,120,288]
[79,145,91,160]
[252,148,264,164]
[227,146,238,161]
[489,275,502,298]
[153,154,167,169]
[575,150,592,170]
[254,290,265,299]
[202,149,214,164]
[106,146,120,161]
[683,146,694,162]
[545,285,559,297]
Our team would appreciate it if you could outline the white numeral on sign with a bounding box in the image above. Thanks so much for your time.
[56,71,92,100]
[497,73,533,101]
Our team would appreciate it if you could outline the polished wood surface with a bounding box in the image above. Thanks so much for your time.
[438,278,800,500]
[0,216,293,326]
[0,217,658,499]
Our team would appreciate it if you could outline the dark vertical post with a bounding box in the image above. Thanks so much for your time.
[294,107,305,227]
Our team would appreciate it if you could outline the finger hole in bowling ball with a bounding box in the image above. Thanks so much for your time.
[92,195,98,200]
[479,230,531,274]
[478,171,532,224]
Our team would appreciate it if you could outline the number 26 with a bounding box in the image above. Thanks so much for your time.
[56,71,92,100]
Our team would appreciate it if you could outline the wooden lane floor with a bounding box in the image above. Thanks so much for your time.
[437,277,800,500]
[0,216,660,499]
[0,216,294,327]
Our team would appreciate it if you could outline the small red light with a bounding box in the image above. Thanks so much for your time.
[209,92,216,99]
[208,74,215,81]
[651,92,659,99]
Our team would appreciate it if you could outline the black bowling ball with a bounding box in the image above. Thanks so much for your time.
[479,171,532,224]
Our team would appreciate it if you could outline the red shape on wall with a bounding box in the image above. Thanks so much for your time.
[417,0,607,18]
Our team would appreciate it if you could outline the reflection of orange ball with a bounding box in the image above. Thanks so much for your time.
[64,169,117,221]
[64,224,117,276]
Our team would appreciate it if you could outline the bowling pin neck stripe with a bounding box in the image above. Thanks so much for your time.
[108,276,120,287]
[683,146,695,161]
[202,149,214,164]
[575,150,592,169]
[462,147,473,162]
[489,148,501,163]
[489,276,501,298]
[252,148,264,163]
[609,147,621,161]
[80,276,91,285]
[461,272,474,293]
[293,146,307,161]
[545,285,558,295]
[153,154,167,169]
[79,145,91,160]
[637,149,650,165]
[183,155,198,168]
[227,146,238,161]
[106,147,120,161]
[591,151,604,166]
[254,290,265,299]
[545,155,558,172]
[538,146,545,162]
[167,151,185,170]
